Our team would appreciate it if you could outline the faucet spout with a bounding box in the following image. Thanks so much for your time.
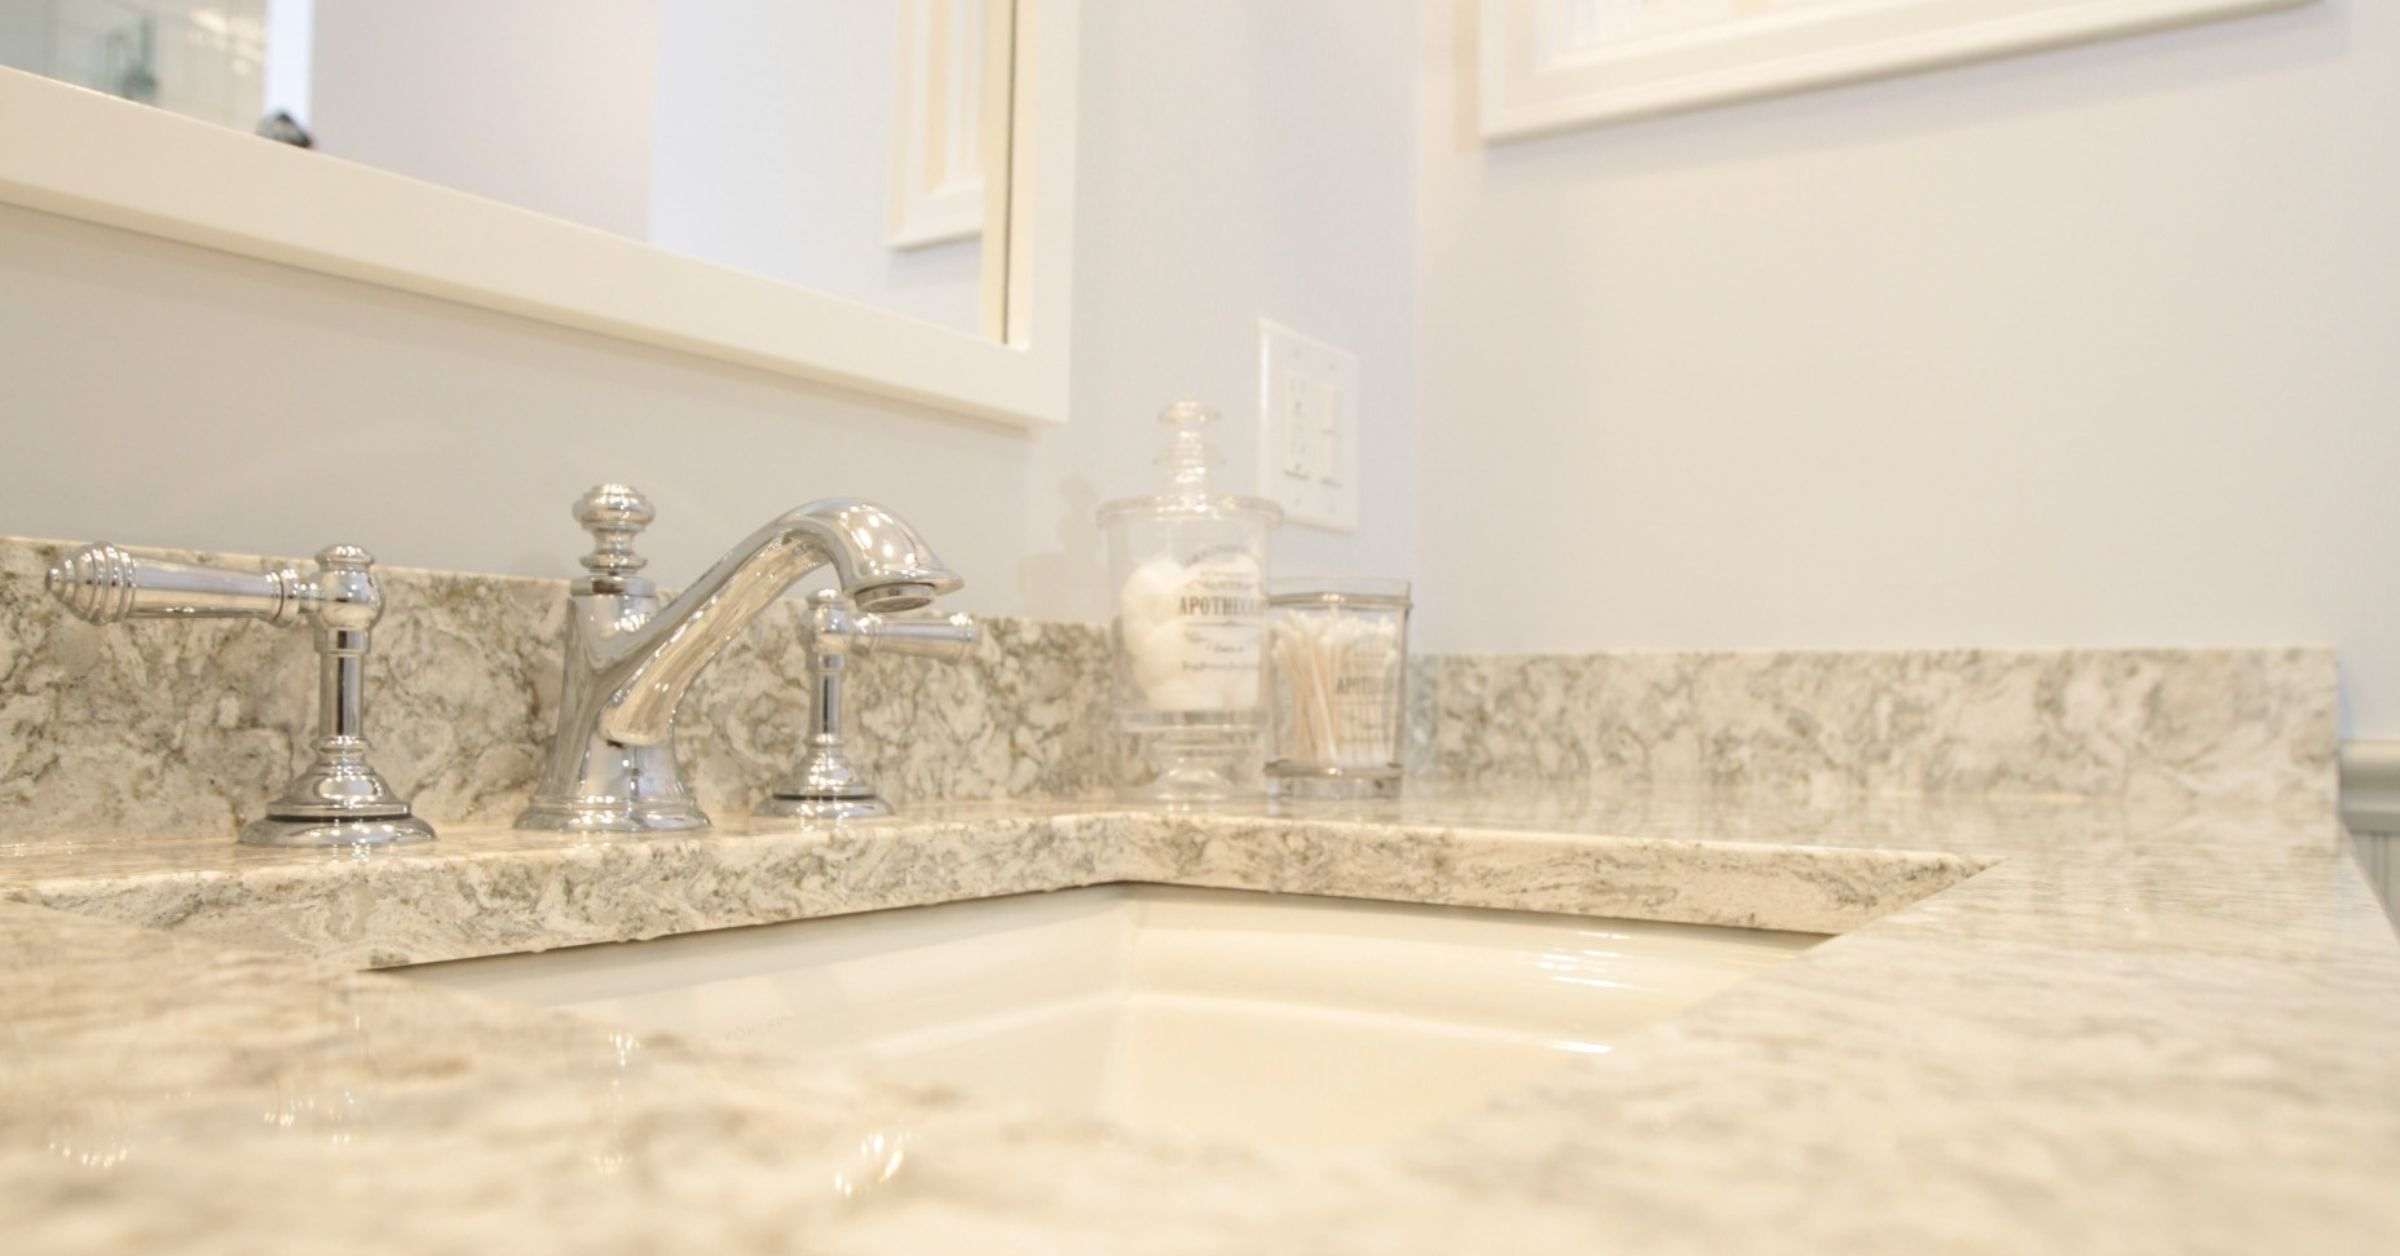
[517,490,961,834]
[597,500,959,747]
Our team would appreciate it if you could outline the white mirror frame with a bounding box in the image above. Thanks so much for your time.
[1479,0,2309,141]
[0,0,1076,429]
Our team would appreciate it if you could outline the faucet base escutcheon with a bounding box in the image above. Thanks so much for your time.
[756,793,894,822]
[242,814,437,848]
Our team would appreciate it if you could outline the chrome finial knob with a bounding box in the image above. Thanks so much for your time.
[315,543,374,570]
[45,542,142,624]
[307,544,383,636]
[573,483,654,589]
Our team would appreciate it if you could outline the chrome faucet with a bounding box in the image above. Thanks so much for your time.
[516,485,963,833]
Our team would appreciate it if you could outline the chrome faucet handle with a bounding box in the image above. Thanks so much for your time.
[849,609,981,663]
[572,482,656,594]
[46,542,436,848]
[758,589,980,822]
[45,542,305,625]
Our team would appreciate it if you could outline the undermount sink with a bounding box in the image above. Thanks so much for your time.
[402,885,1822,1144]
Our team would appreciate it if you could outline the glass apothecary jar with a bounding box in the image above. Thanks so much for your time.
[1097,401,1282,801]
[1266,577,1411,801]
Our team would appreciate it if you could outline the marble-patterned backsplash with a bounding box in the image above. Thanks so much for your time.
[0,536,1115,842]
[0,534,2337,843]
[1419,647,2338,811]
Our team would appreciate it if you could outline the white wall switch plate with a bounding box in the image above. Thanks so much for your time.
[1257,318,1360,530]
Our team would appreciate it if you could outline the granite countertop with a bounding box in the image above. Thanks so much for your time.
[4,785,2398,1254]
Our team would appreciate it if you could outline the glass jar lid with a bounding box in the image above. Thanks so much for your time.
[1266,576,1412,609]
[1095,400,1284,528]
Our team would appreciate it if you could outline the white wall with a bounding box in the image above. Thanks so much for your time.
[310,0,659,239]
[1417,0,2400,737]
[1032,0,1420,618]
[649,0,981,333]
[0,0,1416,628]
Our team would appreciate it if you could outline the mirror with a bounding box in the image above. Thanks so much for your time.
[0,0,1010,337]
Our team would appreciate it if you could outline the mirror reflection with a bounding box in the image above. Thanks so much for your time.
[0,0,1005,335]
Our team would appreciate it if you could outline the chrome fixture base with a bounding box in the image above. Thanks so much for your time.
[47,541,435,847]
[764,709,889,820]
[515,790,710,835]
[516,736,708,834]
[519,485,964,835]
[756,793,893,823]
[241,731,436,847]
[241,813,437,848]
[514,804,710,835]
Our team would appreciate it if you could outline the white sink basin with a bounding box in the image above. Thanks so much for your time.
[403,885,1820,1143]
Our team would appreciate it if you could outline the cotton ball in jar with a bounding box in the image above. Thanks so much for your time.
[1129,618,1193,691]
[1117,557,1187,628]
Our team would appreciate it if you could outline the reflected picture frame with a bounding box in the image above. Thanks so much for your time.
[1479,0,2315,141]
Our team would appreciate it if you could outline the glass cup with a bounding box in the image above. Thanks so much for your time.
[1265,577,1411,801]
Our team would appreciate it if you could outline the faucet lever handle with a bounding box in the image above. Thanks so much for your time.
[572,483,655,591]
[44,541,434,848]
[854,611,980,662]
[47,543,301,625]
